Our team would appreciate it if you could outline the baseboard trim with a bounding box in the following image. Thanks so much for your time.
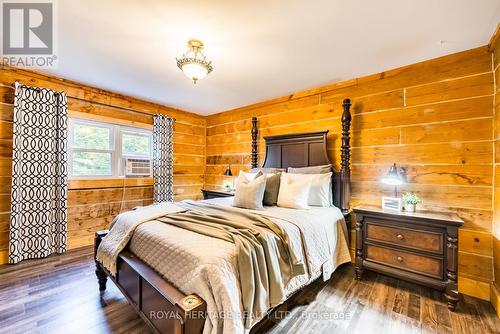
[458,276,490,301]
[491,283,500,319]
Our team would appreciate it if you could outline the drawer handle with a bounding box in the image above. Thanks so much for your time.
[396,234,404,240]
[397,256,404,262]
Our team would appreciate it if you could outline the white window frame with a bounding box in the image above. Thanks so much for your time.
[68,118,152,179]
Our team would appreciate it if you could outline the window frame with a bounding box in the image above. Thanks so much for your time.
[68,118,152,179]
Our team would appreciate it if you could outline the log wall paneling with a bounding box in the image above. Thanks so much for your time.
[1,37,500,308]
[205,46,495,301]
[0,66,206,263]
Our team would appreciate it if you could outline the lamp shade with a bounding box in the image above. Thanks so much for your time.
[381,163,403,186]
[180,62,209,82]
[223,165,233,176]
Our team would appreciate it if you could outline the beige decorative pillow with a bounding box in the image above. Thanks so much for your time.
[249,167,285,174]
[240,171,281,206]
[240,171,258,180]
[277,173,312,209]
[233,171,267,210]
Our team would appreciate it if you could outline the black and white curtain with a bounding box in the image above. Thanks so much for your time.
[9,82,68,264]
[152,114,174,203]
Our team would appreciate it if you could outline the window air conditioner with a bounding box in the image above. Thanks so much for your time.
[125,158,151,177]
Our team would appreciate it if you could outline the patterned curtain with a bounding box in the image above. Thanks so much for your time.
[152,114,174,203]
[9,82,68,264]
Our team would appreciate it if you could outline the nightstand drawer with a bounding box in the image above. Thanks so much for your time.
[366,222,443,254]
[366,244,442,279]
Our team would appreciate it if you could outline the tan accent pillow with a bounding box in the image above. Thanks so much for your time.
[262,173,281,206]
[233,171,267,210]
[241,171,281,206]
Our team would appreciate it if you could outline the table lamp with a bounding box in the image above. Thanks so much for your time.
[223,165,234,191]
[380,163,404,211]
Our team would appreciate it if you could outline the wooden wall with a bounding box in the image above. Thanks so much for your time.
[0,41,498,303]
[492,24,500,315]
[0,66,206,264]
[205,46,495,300]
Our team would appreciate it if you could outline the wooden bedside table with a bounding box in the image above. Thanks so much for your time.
[201,189,235,200]
[353,205,463,311]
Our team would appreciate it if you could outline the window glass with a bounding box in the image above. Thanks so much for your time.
[122,132,151,156]
[72,151,112,176]
[73,124,111,150]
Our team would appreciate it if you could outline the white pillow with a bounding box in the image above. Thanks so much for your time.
[286,172,333,207]
[277,173,312,209]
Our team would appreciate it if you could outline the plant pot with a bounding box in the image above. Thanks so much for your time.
[404,203,416,212]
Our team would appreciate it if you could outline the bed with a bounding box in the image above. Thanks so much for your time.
[94,98,353,334]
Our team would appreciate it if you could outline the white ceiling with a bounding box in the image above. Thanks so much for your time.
[46,0,500,115]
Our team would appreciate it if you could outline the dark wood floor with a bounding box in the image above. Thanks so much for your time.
[0,247,498,334]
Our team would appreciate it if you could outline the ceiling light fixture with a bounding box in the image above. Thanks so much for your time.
[176,39,213,84]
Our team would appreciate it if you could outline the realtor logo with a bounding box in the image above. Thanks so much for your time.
[1,1,57,68]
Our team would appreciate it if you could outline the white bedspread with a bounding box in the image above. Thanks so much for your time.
[128,197,351,334]
[96,201,186,275]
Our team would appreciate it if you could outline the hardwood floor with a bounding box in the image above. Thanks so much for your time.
[0,247,498,334]
[0,247,150,334]
[259,268,500,334]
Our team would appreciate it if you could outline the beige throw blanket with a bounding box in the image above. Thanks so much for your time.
[160,201,306,327]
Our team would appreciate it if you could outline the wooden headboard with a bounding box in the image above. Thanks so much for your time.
[250,99,352,216]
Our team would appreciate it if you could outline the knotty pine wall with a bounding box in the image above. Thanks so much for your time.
[0,66,206,264]
[492,25,500,315]
[205,46,495,301]
[0,43,498,303]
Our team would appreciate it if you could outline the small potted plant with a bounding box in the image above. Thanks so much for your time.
[223,180,233,191]
[401,192,422,212]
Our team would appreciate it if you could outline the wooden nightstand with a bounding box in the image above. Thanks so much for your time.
[353,205,463,311]
[201,189,235,200]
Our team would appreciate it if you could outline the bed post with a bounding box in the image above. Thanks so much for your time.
[251,117,258,169]
[94,230,109,291]
[340,99,352,216]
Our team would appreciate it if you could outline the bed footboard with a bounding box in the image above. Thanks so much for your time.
[94,231,207,334]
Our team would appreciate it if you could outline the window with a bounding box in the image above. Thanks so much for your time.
[68,119,152,178]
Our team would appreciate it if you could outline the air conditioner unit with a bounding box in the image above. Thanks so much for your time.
[125,158,151,178]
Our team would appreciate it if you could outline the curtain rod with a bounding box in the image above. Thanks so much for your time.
[154,114,176,122]
[14,82,62,95]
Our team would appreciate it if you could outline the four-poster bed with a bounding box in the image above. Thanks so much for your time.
[94,98,353,334]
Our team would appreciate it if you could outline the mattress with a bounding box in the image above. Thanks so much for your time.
[128,197,351,334]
